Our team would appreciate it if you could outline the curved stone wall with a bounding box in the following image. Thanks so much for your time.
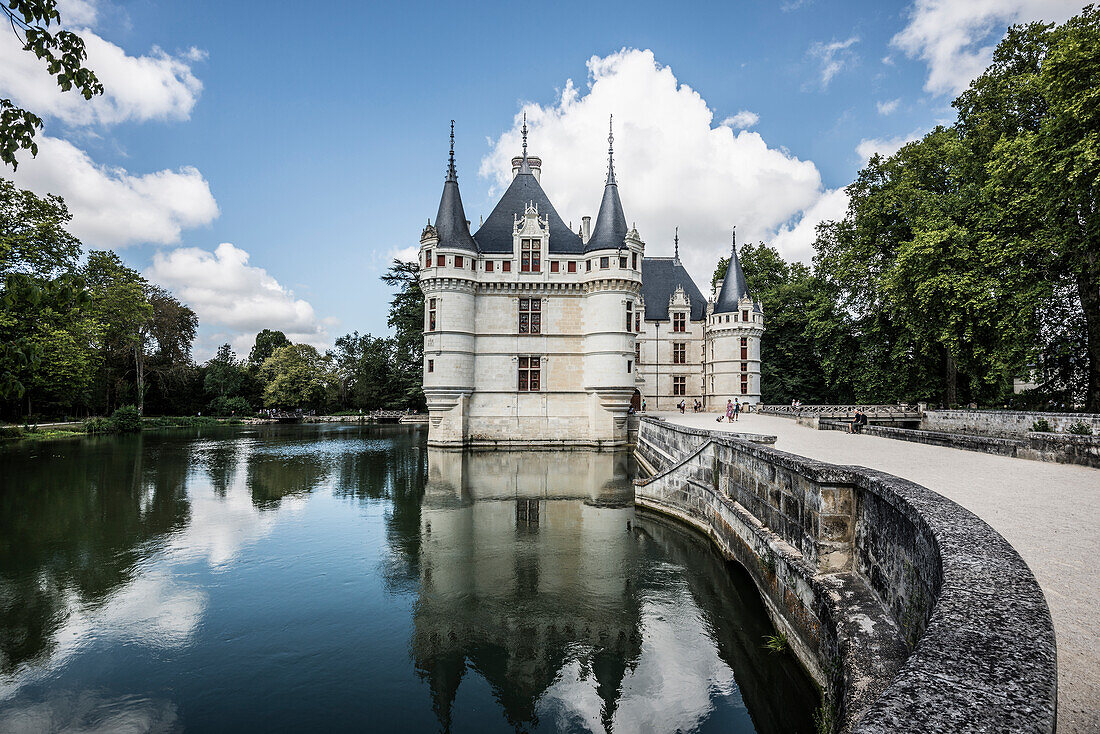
[634,417,1057,734]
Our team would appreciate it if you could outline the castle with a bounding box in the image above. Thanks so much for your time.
[419,119,764,448]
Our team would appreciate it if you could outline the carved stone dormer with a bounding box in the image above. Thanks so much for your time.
[421,221,438,243]
[669,284,691,312]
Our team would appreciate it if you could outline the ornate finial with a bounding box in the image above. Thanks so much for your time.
[521,113,528,161]
[731,226,737,254]
[674,227,679,261]
[606,114,617,185]
[446,120,457,182]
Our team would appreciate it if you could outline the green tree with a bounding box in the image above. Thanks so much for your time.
[333,331,398,410]
[0,178,86,404]
[260,343,333,410]
[955,8,1100,409]
[380,259,424,410]
[248,329,291,368]
[2,1,103,169]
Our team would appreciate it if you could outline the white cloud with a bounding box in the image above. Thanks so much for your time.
[721,110,760,129]
[478,49,829,282]
[8,135,218,248]
[57,0,101,26]
[876,98,901,115]
[771,187,850,263]
[0,28,204,127]
[892,0,1081,95]
[145,242,334,359]
[856,131,924,162]
[808,36,859,87]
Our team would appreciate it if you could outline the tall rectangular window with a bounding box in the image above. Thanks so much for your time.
[503,260,511,272]
[427,359,434,373]
[486,260,494,272]
[743,309,749,321]
[600,256,609,269]
[673,376,686,396]
[519,298,541,334]
[586,260,592,272]
[619,255,628,268]
[455,255,463,268]
[625,301,633,331]
[521,238,540,272]
[424,249,432,268]
[627,360,632,373]
[518,356,541,391]
[673,342,686,364]
[741,362,748,373]
[428,298,436,331]
[673,312,686,332]
[635,342,641,363]
[741,336,748,360]
[635,313,640,332]
[632,253,637,269]
[568,261,577,273]
[741,376,749,395]
[437,254,446,267]
[550,261,559,273]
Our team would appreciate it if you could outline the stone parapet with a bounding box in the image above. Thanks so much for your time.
[922,408,1100,437]
[634,417,1057,734]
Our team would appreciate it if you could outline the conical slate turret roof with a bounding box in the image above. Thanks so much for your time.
[714,229,750,313]
[434,121,479,252]
[586,116,628,252]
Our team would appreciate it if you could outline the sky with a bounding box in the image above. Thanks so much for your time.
[0,0,1086,360]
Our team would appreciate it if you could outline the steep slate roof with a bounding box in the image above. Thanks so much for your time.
[585,182,628,252]
[434,125,479,252]
[472,171,584,254]
[714,240,751,313]
[641,258,707,322]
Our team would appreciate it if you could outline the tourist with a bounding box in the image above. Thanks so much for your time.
[848,409,867,434]
[678,399,686,414]
[733,399,741,421]
[641,398,647,413]
[725,399,734,422]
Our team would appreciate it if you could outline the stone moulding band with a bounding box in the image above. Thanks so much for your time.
[633,416,1057,734]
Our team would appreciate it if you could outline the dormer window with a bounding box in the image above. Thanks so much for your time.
[521,238,540,272]
[673,312,686,332]
[743,309,749,321]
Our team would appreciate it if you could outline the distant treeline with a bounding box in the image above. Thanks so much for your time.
[719,9,1100,411]
[0,176,423,421]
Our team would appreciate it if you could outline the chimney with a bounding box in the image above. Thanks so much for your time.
[510,155,542,182]
[581,216,592,243]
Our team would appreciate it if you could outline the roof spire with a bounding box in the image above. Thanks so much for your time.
[606,114,617,185]
[731,226,737,254]
[446,120,457,182]
[518,113,531,174]
[674,227,680,261]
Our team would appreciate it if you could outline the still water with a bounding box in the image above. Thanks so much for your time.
[0,425,817,733]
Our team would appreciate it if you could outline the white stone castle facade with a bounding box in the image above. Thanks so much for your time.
[419,120,764,448]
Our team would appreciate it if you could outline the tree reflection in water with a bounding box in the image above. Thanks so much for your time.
[0,426,815,733]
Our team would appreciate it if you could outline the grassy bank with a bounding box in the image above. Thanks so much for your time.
[2,413,244,443]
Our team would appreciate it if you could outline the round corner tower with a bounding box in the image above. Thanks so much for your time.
[706,231,764,405]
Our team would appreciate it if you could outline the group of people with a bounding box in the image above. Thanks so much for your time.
[675,399,706,414]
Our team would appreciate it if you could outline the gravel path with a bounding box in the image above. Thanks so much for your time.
[654,410,1100,734]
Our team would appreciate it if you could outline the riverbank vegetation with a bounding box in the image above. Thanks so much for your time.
[714,9,1100,411]
[0,174,424,423]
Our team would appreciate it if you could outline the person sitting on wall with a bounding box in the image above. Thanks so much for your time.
[848,409,867,434]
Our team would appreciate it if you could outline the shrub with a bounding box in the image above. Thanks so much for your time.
[83,417,115,434]
[0,425,26,439]
[1032,419,1052,433]
[208,395,253,417]
[1068,421,1093,436]
[111,405,143,433]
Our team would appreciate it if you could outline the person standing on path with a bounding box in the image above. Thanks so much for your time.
[725,400,734,422]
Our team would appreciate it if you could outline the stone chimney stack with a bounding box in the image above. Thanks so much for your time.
[511,155,542,181]
[581,216,592,243]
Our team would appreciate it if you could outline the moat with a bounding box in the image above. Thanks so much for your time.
[0,424,817,732]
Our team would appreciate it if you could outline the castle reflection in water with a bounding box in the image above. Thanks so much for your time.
[411,449,817,733]
[414,450,641,731]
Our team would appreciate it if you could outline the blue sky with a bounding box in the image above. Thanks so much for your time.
[1,0,1085,358]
